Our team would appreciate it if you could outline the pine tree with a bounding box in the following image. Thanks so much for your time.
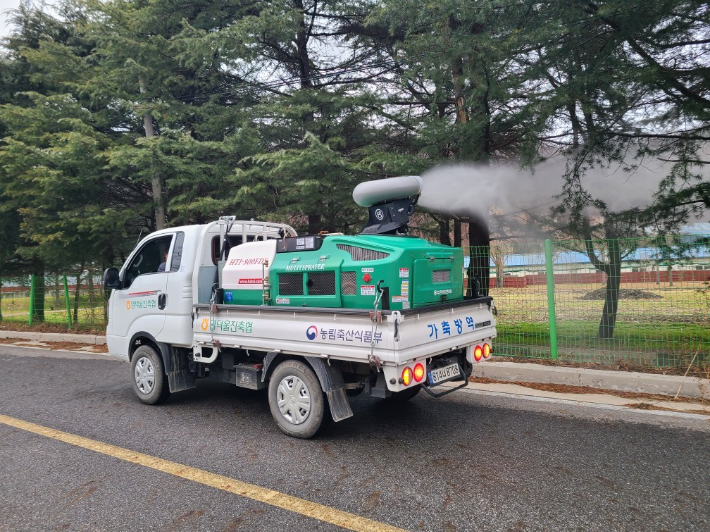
[512,0,710,337]
[205,0,395,233]
[357,0,543,293]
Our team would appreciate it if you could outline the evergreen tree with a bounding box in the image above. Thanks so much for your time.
[360,0,542,293]
[180,0,395,233]
[513,0,710,337]
[0,3,84,320]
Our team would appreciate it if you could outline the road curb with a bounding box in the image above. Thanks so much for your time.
[473,360,710,400]
[0,330,106,345]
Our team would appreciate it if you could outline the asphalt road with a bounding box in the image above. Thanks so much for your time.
[1,345,708,532]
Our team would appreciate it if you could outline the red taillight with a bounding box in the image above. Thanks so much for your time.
[483,343,491,358]
[401,367,413,386]
[474,345,483,361]
[413,363,425,383]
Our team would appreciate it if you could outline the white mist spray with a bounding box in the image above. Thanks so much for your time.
[417,156,709,223]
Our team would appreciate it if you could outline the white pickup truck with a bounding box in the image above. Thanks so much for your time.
[104,181,496,438]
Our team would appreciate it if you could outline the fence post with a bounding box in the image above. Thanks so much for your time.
[544,239,558,360]
[28,274,36,326]
[63,275,72,327]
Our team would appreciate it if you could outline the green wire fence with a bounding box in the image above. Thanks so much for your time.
[0,272,107,328]
[469,234,710,368]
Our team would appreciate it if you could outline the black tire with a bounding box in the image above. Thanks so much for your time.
[130,345,170,405]
[268,360,326,439]
[386,384,421,402]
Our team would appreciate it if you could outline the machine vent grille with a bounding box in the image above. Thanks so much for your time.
[307,272,336,296]
[336,244,389,261]
[279,273,304,295]
[341,271,356,295]
[433,270,450,283]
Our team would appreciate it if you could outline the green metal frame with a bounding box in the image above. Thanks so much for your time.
[544,239,558,360]
[28,274,35,326]
[63,275,72,327]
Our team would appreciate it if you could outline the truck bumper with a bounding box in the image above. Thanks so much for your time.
[106,334,130,361]
[382,338,492,394]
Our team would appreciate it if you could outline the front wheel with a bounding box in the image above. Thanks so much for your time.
[268,360,326,439]
[130,345,170,405]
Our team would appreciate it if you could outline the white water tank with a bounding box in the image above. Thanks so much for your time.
[222,240,277,291]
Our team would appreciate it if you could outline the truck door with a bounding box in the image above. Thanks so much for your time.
[160,231,196,346]
[111,234,174,341]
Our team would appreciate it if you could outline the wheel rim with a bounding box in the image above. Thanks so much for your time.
[134,356,155,394]
[276,375,311,425]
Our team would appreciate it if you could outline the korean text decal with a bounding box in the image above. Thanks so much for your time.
[201,319,254,334]
[306,326,382,344]
[126,299,157,310]
[428,316,476,339]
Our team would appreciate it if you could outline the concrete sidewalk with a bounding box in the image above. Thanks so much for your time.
[0,330,106,345]
[472,360,709,400]
[1,329,708,401]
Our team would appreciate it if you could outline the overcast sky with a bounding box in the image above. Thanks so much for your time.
[0,0,21,39]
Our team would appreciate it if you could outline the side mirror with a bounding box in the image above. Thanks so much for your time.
[103,267,121,289]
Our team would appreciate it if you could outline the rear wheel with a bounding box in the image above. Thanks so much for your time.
[386,385,421,402]
[130,345,170,404]
[268,360,325,439]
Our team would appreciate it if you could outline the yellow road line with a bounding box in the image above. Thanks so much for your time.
[0,414,406,532]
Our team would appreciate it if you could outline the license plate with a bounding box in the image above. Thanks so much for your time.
[428,363,461,385]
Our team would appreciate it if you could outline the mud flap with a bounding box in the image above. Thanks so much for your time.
[159,343,196,393]
[304,358,354,422]
[168,369,196,393]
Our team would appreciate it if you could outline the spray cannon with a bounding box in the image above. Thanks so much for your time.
[353,176,423,235]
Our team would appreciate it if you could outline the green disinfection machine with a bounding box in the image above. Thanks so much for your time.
[220,176,465,310]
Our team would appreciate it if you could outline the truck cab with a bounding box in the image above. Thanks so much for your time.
[105,221,297,358]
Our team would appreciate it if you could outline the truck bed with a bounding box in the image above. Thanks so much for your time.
[192,296,496,366]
